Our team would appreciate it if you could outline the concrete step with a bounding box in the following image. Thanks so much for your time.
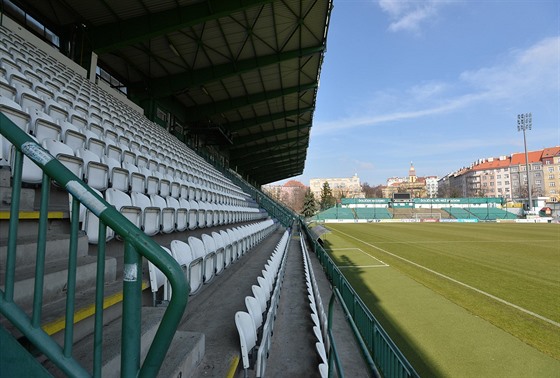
[43,306,205,378]
[0,254,117,309]
[0,231,88,267]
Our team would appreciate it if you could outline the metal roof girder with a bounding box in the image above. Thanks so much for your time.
[226,107,313,132]
[129,45,325,99]
[90,0,276,53]
[183,82,318,121]
[233,123,310,146]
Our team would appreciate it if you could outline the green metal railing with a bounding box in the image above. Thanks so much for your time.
[0,113,189,377]
[301,220,420,378]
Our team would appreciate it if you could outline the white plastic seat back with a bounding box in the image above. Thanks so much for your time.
[76,148,108,191]
[167,196,187,232]
[148,246,173,302]
[80,188,114,244]
[131,191,160,236]
[211,231,226,275]
[200,234,216,283]
[245,296,263,330]
[151,194,174,233]
[170,240,203,295]
[220,230,233,268]
[102,155,129,192]
[186,237,206,294]
[105,188,141,229]
[187,200,199,230]
[123,162,146,193]
[251,284,267,314]
[235,311,257,371]
[42,138,82,178]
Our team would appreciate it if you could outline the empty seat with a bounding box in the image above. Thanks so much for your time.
[220,230,233,268]
[150,194,175,234]
[167,196,188,232]
[101,155,129,192]
[211,231,226,275]
[80,188,115,244]
[131,191,160,236]
[170,240,203,295]
[42,138,82,178]
[245,296,263,330]
[188,236,214,284]
[235,311,257,372]
[148,246,173,305]
[76,147,109,191]
[105,188,141,229]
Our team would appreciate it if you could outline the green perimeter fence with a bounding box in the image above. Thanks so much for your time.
[301,220,420,378]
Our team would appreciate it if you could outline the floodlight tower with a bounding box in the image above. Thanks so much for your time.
[517,113,533,212]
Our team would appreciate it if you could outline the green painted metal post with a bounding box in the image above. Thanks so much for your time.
[63,197,81,357]
[93,222,107,378]
[122,241,142,376]
[4,150,23,302]
[31,174,50,327]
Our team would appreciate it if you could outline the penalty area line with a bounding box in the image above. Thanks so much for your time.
[332,228,560,328]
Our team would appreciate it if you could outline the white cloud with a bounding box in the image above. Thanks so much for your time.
[378,0,449,33]
[314,36,559,135]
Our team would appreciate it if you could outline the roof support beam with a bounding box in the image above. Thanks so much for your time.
[230,142,308,164]
[90,0,275,53]
[229,135,308,155]
[226,107,313,132]
[233,123,310,146]
[183,83,318,121]
[129,46,324,100]
[236,151,299,168]
[253,166,304,184]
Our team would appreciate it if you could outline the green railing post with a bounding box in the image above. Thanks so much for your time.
[63,197,81,358]
[31,173,50,327]
[4,149,23,302]
[93,222,107,378]
[122,241,142,376]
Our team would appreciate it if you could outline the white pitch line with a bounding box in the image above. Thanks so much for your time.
[333,228,560,328]
[330,247,389,266]
[339,265,389,269]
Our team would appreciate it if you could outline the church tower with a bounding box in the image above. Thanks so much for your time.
[409,162,417,183]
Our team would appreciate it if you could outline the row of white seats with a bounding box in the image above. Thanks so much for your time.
[0,26,246,200]
[235,230,291,377]
[0,103,247,206]
[80,188,267,244]
[148,219,278,299]
[301,232,330,377]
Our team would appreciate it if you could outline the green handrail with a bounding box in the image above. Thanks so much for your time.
[0,112,190,376]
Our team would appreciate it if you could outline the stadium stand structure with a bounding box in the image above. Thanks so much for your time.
[0,1,404,376]
[355,207,392,220]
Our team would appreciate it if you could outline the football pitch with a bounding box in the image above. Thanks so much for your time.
[320,223,560,377]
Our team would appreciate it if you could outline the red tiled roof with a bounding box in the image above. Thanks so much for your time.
[542,146,560,158]
[472,158,511,171]
[510,150,543,165]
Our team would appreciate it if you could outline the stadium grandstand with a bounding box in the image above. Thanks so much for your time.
[0,1,416,377]
[313,197,522,222]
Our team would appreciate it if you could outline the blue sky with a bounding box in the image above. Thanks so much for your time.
[274,0,559,186]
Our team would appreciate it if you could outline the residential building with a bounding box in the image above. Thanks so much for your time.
[382,163,438,198]
[309,174,364,199]
[438,146,560,202]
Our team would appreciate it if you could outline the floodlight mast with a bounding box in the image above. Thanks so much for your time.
[517,113,533,213]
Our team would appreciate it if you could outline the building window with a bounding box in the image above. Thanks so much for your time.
[490,182,494,186]
[551,182,556,187]
[505,181,510,185]
[549,167,555,173]
[550,174,555,180]
[497,175,501,179]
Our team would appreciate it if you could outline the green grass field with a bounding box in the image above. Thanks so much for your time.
[320,223,560,377]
